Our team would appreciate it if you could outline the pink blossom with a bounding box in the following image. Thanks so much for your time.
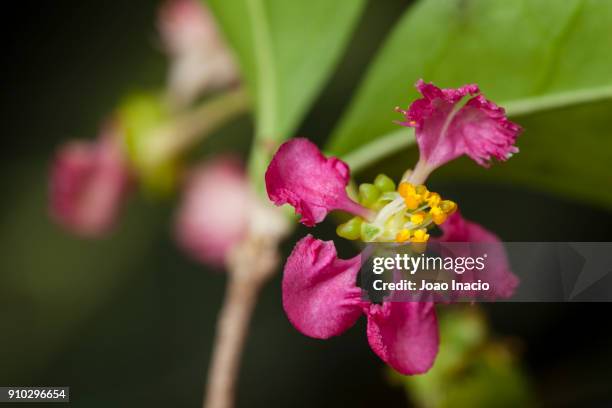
[175,157,250,266]
[265,138,372,226]
[268,136,520,375]
[159,0,238,107]
[283,235,439,375]
[49,123,132,237]
[397,80,522,184]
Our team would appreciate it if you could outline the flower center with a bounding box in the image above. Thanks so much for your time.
[336,174,456,244]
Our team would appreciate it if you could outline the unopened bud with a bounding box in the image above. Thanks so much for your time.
[49,122,132,237]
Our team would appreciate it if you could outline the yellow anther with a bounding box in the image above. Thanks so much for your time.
[408,120,417,126]
[410,212,426,225]
[430,206,447,225]
[411,229,430,243]
[404,193,422,210]
[398,182,415,198]
[395,229,411,243]
[427,192,441,208]
[399,182,423,209]
[415,185,430,199]
[440,200,457,214]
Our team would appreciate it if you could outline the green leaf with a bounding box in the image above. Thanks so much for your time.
[206,0,365,189]
[327,0,612,207]
[207,0,365,143]
[339,128,415,173]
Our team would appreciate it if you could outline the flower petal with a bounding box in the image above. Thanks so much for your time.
[266,138,371,226]
[366,302,439,375]
[282,235,364,339]
[436,212,519,299]
[175,157,250,267]
[49,125,132,237]
[398,80,521,181]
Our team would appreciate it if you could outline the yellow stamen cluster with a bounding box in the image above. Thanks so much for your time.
[335,174,458,247]
[397,181,457,243]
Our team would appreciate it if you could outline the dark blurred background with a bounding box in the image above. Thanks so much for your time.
[2,1,612,407]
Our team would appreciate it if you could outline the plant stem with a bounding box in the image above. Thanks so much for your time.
[148,87,250,166]
[203,240,278,408]
[339,128,416,174]
[203,274,258,408]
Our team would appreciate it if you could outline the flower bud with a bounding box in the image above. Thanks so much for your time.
[374,174,396,193]
[118,92,178,196]
[358,183,381,208]
[158,0,239,108]
[175,157,250,266]
[336,217,362,240]
[49,123,132,237]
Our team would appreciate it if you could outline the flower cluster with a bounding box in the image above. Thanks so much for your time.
[49,0,241,241]
[266,80,522,375]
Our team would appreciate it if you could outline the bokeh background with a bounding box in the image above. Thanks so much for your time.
[2,0,612,407]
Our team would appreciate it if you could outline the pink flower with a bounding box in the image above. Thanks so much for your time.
[49,123,132,237]
[175,156,289,267]
[265,138,372,226]
[175,157,250,266]
[267,136,520,375]
[159,0,239,108]
[267,140,440,374]
[397,80,522,184]
[283,235,439,375]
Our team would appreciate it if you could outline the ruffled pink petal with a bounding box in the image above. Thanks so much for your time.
[436,212,519,299]
[365,302,439,375]
[282,235,364,339]
[266,138,371,226]
[398,80,521,181]
[175,156,250,267]
[49,125,132,237]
